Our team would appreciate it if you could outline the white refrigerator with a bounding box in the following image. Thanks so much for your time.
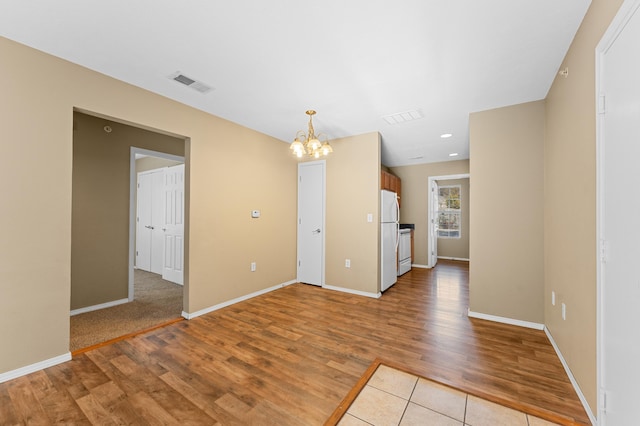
[381,189,399,291]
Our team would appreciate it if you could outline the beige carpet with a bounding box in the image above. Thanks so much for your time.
[70,269,183,352]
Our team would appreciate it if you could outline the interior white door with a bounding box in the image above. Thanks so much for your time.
[430,180,439,267]
[150,171,165,274]
[136,169,165,274]
[162,164,185,285]
[600,4,640,424]
[297,161,325,286]
[136,172,152,271]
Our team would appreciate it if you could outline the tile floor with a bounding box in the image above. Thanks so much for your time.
[337,365,561,426]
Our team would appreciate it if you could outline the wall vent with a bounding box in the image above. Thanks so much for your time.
[168,71,213,94]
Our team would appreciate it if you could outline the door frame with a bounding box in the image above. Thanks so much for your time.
[129,147,185,301]
[596,0,640,423]
[427,173,470,268]
[296,160,326,287]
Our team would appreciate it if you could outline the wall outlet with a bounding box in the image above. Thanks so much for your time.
[345,259,351,268]
[251,262,256,272]
[551,291,556,306]
[561,303,566,320]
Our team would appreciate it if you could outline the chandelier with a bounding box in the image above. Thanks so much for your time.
[289,110,333,158]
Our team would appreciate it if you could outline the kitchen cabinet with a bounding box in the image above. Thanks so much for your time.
[381,170,402,207]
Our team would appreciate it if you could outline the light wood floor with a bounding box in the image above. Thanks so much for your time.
[0,261,588,425]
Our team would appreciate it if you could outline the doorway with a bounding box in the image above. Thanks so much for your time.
[427,174,470,268]
[129,148,185,301]
[70,111,187,352]
[596,0,640,423]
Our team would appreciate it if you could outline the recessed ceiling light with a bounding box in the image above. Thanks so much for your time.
[449,153,459,157]
[441,133,453,139]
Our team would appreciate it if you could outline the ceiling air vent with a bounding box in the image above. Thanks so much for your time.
[382,109,423,125]
[169,71,213,94]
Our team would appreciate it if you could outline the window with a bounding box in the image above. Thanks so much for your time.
[438,185,461,238]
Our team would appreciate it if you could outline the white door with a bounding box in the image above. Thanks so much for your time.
[430,180,439,267]
[600,3,640,424]
[136,169,165,274]
[297,161,325,286]
[162,164,185,285]
[136,172,152,271]
[150,171,165,274]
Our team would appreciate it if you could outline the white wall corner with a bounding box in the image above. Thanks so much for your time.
[0,352,72,384]
[467,309,545,330]
[544,327,597,426]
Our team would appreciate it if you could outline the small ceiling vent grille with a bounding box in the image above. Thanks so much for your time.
[382,109,423,125]
[169,71,213,94]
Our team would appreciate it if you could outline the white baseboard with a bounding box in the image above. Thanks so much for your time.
[70,298,129,316]
[0,352,71,384]
[182,279,297,320]
[437,256,470,262]
[467,309,544,330]
[544,327,596,425]
[412,264,430,269]
[322,284,381,299]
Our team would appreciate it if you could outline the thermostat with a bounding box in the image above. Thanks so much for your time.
[251,210,261,218]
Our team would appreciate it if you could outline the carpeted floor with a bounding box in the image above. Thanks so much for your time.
[69,269,183,352]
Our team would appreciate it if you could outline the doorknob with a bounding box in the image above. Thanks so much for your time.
[312,228,321,234]
[145,225,154,230]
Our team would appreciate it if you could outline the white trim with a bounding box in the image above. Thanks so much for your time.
[467,309,544,330]
[129,147,185,303]
[181,280,297,320]
[427,173,470,268]
[70,298,128,316]
[0,353,71,384]
[596,2,640,424]
[545,327,597,425]
[322,284,381,299]
[437,256,469,262]
[412,264,430,269]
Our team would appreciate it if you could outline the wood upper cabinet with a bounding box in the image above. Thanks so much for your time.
[381,170,402,207]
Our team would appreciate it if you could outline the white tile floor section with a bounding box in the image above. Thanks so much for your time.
[337,365,561,426]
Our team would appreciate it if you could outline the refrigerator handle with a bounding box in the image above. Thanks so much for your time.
[395,195,400,251]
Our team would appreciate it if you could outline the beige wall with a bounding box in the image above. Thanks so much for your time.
[436,178,470,260]
[72,112,185,310]
[469,100,545,324]
[0,36,297,373]
[391,160,469,266]
[544,0,624,413]
[136,156,183,173]
[325,133,380,294]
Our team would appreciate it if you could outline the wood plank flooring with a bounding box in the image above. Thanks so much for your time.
[0,261,589,425]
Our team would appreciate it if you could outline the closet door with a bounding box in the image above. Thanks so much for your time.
[136,172,152,272]
[162,164,185,285]
[136,169,166,274]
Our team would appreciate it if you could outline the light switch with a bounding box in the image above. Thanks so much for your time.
[367,213,373,223]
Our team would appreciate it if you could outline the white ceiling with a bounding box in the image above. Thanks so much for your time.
[0,0,591,166]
